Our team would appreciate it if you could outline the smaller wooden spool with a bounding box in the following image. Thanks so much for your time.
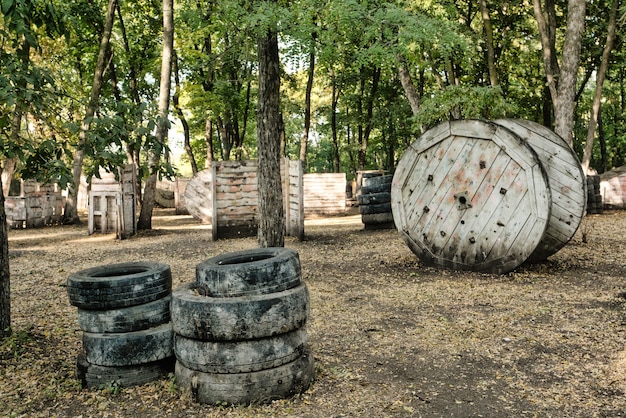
[391,119,551,274]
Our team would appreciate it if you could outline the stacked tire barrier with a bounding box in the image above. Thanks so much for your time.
[172,247,314,405]
[358,174,394,229]
[586,174,603,214]
[67,262,175,389]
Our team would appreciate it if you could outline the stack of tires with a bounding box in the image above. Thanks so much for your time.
[358,174,394,229]
[171,247,314,405]
[67,262,175,389]
[586,175,603,214]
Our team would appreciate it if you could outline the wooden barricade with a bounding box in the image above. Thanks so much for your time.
[88,165,136,238]
[5,180,63,229]
[184,158,304,240]
[302,173,347,218]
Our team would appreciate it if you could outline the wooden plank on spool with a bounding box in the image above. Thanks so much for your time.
[392,119,551,274]
[494,119,586,262]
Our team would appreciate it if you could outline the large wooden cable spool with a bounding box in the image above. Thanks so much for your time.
[391,119,552,274]
[493,119,586,262]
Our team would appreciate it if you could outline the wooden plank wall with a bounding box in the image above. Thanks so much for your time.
[600,166,626,209]
[5,180,63,229]
[303,173,347,218]
[88,165,136,238]
[284,159,304,240]
[184,159,305,240]
[212,160,259,240]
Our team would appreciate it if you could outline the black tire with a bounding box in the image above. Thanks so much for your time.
[196,247,301,297]
[83,322,174,367]
[357,192,390,206]
[362,212,394,224]
[175,350,315,405]
[175,327,307,374]
[77,296,170,334]
[67,262,172,310]
[359,202,392,215]
[171,282,309,341]
[75,351,174,389]
[360,182,391,195]
[362,174,392,188]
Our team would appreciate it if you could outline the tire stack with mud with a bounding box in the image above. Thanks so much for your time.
[358,174,394,229]
[171,247,314,405]
[586,175,603,214]
[67,262,175,389]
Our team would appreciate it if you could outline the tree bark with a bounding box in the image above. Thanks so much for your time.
[480,0,498,86]
[2,33,32,197]
[330,68,341,173]
[173,50,197,175]
[204,117,214,167]
[397,56,421,116]
[299,47,315,169]
[137,0,174,230]
[581,0,619,174]
[0,172,10,338]
[64,0,118,223]
[533,0,586,147]
[256,23,284,248]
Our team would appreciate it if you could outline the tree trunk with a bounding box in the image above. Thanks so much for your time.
[300,46,315,169]
[256,23,284,248]
[397,56,421,116]
[2,33,32,198]
[64,0,118,223]
[479,0,498,86]
[0,172,10,338]
[137,0,174,230]
[173,50,197,175]
[533,0,586,147]
[205,117,214,167]
[331,68,340,173]
[581,0,619,174]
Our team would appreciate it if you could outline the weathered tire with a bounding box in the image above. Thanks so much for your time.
[171,282,309,341]
[77,296,170,334]
[175,350,315,405]
[359,202,392,215]
[360,182,392,195]
[83,322,174,367]
[357,192,390,206]
[67,262,172,310]
[196,247,301,297]
[75,351,174,389]
[175,327,307,374]
[362,174,392,188]
[362,212,394,224]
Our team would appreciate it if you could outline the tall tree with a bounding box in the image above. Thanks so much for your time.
[533,0,586,147]
[0,173,8,338]
[257,0,284,247]
[64,0,118,223]
[137,0,174,230]
[580,0,621,173]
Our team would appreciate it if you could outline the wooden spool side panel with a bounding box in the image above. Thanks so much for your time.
[495,119,585,262]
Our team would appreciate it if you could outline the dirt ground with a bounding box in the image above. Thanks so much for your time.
[1,208,626,417]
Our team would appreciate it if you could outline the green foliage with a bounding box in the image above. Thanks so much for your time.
[416,86,518,129]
